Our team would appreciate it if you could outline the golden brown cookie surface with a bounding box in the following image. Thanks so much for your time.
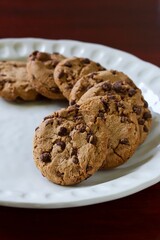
[77,71,152,145]
[54,57,105,100]
[33,103,108,185]
[0,60,38,101]
[78,95,140,169]
[27,51,66,100]
[69,70,136,105]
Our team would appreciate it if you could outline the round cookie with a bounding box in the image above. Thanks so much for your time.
[33,103,108,185]
[54,57,106,100]
[78,95,140,169]
[27,51,66,100]
[0,61,38,101]
[77,75,152,145]
[69,70,137,105]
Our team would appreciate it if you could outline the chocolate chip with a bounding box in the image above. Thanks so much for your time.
[72,156,79,164]
[86,133,97,145]
[86,133,91,143]
[102,82,112,91]
[71,148,78,156]
[121,95,125,100]
[0,80,5,89]
[89,72,98,78]
[70,100,76,105]
[48,73,53,78]
[143,100,148,108]
[98,110,105,118]
[58,127,68,136]
[56,171,64,177]
[143,112,152,120]
[56,140,66,151]
[29,51,39,60]
[79,125,86,133]
[119,138,129,145]
[111,70,117,75]
[72,104,79,118]
[75,104,80,109]
[64,62,72,67]
[101,67,106,71]
[54,112,59,117]
[101,98,109,111]
[107,95,116,100]
[113,81,126,93]
[74,115,83,121]
[82,58,90,64]
[86,165,93,172]
[52,52,59,55]
[35,126,39,131]
[133,105,142,115]
[5,79,15,83]
[13,64,18,67]
[40,152,51,163]
[43,115,53,121]
[143,125,149,132]
[50,87,61,93]
[31,50,39,56]
[0,73,6,76]
[37,52,51,61]
[138,119,145,125]
[128,88,136,97]
[32,74,36,80]
[58,70,65,78]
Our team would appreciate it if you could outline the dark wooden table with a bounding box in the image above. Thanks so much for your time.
[0,0,160,239]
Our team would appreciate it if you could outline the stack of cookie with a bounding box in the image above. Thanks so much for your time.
[0,51,152,186]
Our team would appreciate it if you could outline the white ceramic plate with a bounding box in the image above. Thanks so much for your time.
[0,38,160,208]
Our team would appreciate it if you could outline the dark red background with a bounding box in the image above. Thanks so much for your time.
[0,0,160,239]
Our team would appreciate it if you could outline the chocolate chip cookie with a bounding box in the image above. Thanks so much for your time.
[33,103,108,185]
[78,95,140,169]
[69,70,137,105]
[54,57,106,100]
[0,60,38,101]
[77,72,152,145]
[27,51,66,100]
